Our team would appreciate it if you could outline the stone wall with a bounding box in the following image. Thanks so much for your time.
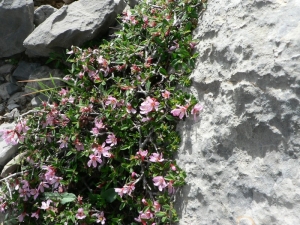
[175,0,300,224]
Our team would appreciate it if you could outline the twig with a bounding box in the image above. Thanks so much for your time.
[5,180,12,199]
[0,171,28,182]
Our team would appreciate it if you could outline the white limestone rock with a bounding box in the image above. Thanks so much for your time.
[24,0,126,57]
[175,0,300,225]
[0,0,34,58]
[0,123,18,167]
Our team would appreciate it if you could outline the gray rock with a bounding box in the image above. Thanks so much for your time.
[0,104,5,115]
[3,108,20,120]
[0,64,15,77]
[0,123,18,167]
[24,0,126,57]
[175,0,300,225]
[0,83,21,100]
[0,0,34,58]
[34,5,57,26]
[12,61,41,81]
[7,92,27,106]
[31,93,49,107]
[24,66,64,97]
[1,152,26,177]
[6,104,19,111]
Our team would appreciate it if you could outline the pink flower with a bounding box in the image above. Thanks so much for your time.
[38,181,49,193]
[124,183,135,196]
[30,189,39,200]
[0,129,18,145]
[153,201,161,212]
[153,176,167,191]
[18,212,28,222]
[49,176,63,189]
[68,96,75,104]
[126,103,137,114]
[87,154,102,168]
[142,198,148,206]
[140,97,159,114]
[105,96,118,109]
[19,187,31,201]
[167,181,175,195]
[0,203,6,212]
[136,149,148,161]
[93,211,106,224]
[74,139,84,151]
[106,133,117,146]
[191,103,203,120]
[95,118,105,129]
[170,164,177,171]
[58,88,69,96]
[93,143,111,157]
[40,200,52,210]
[76,208,86,220]
[171,105,188,119]
[134,210,153,223]
[97,56,108,68]
[57,136,68,149]
[162,90,170,99]
[31,210,39,220]
[141,116,151,122]
[149,153,164,162]
[91,127,100,136]
[115,187,128,197]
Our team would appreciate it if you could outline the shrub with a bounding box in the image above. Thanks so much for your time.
[0,0,205,224]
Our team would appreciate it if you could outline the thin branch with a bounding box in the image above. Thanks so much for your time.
[0,171,28,182]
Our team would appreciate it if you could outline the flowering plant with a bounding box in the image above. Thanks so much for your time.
[0,0,204,224]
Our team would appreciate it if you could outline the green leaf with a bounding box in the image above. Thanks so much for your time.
[60,193,77,205]
[155,211,166,217]
[101,188,117,203]
[145,80,151,91]
[44,192,76,205]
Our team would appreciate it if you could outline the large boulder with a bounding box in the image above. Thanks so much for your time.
[24,0,126,57]
[0,0,34,58]
[175,0,300,225]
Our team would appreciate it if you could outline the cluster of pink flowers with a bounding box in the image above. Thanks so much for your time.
[114,182,135,197]
[122,11,138,25]
[91,118,106,136]
[0,119,29,145]
[88,142,112,168]
[41,102,70,128]
[140,97,159,114]
[152,176,175,194]
[171,103,203,120]
[16,165,63,221]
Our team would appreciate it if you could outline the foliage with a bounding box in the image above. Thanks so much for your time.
[0,0,205,224]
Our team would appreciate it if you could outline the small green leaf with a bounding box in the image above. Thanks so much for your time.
[101,188,117,203]
[60,193,77,205]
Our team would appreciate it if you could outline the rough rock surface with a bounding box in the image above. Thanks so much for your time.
[0,123,18,167]
[175,0,300,225]
[34,5,57,26]
[0,0,34,58]
[24,0,126,57]
[12,61,41,81]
